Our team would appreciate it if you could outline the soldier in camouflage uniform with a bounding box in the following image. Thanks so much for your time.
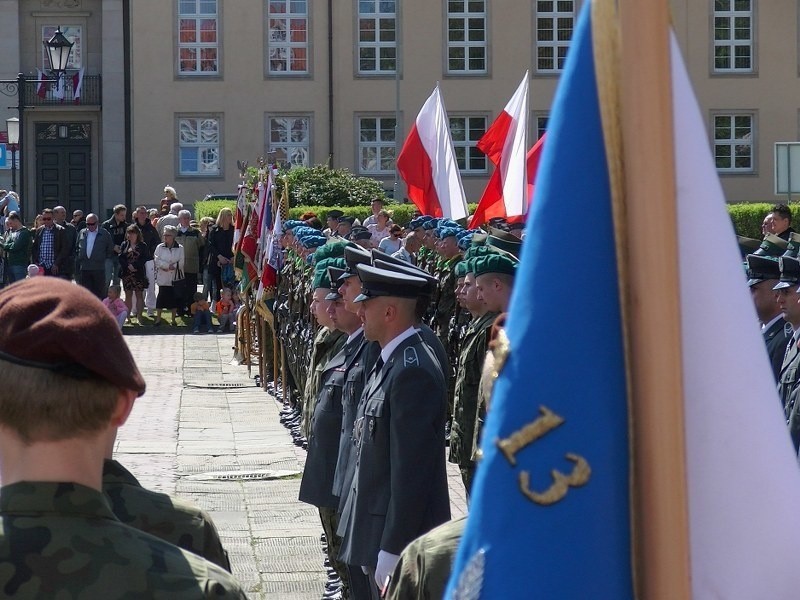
[102,458,231,571]
[0,278,246,599]
[448,257,498,496]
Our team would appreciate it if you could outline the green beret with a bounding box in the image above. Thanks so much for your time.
[314,241,347,263]
[473,254,519,278]
[463,258,477,275]
[313,258,336,289]
[464,245,499,262]
[454,261,469,279]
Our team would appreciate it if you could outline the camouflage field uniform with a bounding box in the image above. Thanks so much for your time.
[102,459,231,572]
[448,311,497,495]
[0,481,247,598]
[384,516,467,600]
[301,326,347,438]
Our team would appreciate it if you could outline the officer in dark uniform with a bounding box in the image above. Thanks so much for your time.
[774,256,800,449]
[745,254,790,382]
[338,264,450,599]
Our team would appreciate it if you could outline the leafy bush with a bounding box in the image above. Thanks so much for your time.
[195,200,237,222]
[728,202,778,239]
[283,166,388,207]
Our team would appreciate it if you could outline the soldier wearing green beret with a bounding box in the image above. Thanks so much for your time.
[0,278,246,598]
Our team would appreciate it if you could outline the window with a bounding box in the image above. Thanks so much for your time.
[446,0,487,74]
[178,0,219,75]
[713,113,753,172]
[358,116,396,175]
[535,114,549,139]
[179,117,221,176]
[713,0,753,73]
[535,0,576,73]
[268,116,311,168]
[358,0,397,74]
[449,116,487,173]
[268,0,309,74]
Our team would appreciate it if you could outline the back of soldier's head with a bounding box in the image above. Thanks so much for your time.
[0,278,146,443]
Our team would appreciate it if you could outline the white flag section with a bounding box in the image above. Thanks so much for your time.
[673,33,800,598]
[496,72,529,217]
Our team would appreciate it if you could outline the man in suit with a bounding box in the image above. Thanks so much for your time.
[338,264,450,599]
[746,254,791,382]
[31,208,70,276]
[53,205,78,281]
[77,214,115,299]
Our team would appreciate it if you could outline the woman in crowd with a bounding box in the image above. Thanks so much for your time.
[1,211,32,283]
[378,224,403,254]
[119,224,149,323]
[368,209,392,247]
[153,225,184,326]
[199,216,216,301]
[160,185,178,213]
[207,208,234,306]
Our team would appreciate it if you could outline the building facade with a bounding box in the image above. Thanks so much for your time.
[0,0,127,219]
[2,1,794,217]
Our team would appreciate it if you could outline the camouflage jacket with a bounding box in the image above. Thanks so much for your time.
[448,311,497,468]
[301,327,347,437]
[102,459,232,572]
[0,481,247,598]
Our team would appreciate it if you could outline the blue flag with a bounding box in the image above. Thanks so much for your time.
[446,3,634,598]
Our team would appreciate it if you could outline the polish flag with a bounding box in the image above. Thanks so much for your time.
[232,183,248,250]
[36,69,48,99]
[396,85,468,220]
[72,68,84,104]
[470,73,536,228]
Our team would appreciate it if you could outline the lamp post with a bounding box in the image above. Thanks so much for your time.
[44,26,75,79]
[6,117,18,192]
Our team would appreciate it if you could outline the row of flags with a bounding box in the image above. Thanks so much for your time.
[442,0,800,598]
[396,72,544,227]
[35,68,85,104]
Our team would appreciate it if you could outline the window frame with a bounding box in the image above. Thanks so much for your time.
[444,0,489,77]
[533,111,550,140]
[265,113,313,169]
[448,113,490,176]
[175,114,224,179]
[533,0,577,76]
[176,0,221,78]
[356,0,398,77]
[356,114,398,176]
[266,0,312,77]
[711,110,756,174]
[710,0,756,75]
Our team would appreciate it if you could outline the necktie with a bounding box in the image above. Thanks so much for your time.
[374,357,384,374]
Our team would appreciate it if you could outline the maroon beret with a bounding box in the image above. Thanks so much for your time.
[0,278,146,396]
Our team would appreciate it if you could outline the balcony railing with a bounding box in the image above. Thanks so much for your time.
[21,74,102,107]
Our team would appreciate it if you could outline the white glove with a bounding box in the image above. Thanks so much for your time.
[375,550,400,591]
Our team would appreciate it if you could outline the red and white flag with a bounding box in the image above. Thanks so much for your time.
[72,68,84,104]
[232,184,248,249]
[470,72,537,227]
[36,69,48,99]
[396,85,468,220]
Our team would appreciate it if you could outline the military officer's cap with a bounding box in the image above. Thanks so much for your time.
[353,264,430,302]
[745,254,780,287]
[507,221,525,232]
[325,259,348,300]
[339,215,356,226]
[754,233,789,257]
[486,227,523,258]
[326,209,344,220]
[737,235,762,257]
[487,217,509,228]
[471,232,488,246]
[783,232,800,259]
[774,256,800,290]
[473,253,519,278]
[339,245,373,280]
[349,226,372,242]
[0,278,147,396]
[371,258,438,295]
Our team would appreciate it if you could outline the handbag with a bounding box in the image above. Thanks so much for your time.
[172,266,187,297]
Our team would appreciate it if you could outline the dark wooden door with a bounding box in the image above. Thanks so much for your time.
[37,146,91,214]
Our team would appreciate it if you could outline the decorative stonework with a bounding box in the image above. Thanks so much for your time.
[41,0,81,8]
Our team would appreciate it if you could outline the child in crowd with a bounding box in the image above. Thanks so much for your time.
[190,291,213,334]
[103,285,129,329]
[216,288,235,333]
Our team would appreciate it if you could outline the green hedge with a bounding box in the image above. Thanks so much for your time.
[194,201,480,228]
[728,202,780,239]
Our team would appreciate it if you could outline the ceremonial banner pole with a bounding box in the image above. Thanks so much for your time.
[617,0,691,596]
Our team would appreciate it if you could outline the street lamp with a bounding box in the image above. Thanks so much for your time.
[6,117,18,193]
[43,27,75,78]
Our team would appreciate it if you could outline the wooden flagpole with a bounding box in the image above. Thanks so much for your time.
[617,0,692,597]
